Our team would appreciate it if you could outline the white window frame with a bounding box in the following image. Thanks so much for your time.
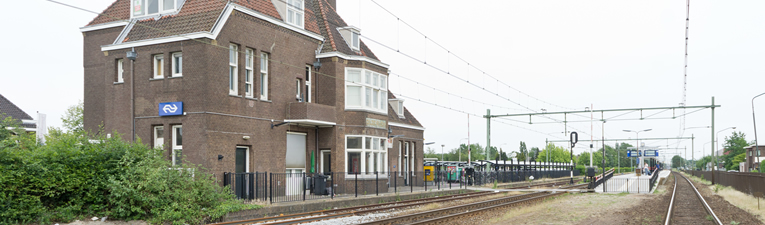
[171,52,182,77]
[245,48,254,98]
[320,150,331,173]
[295,79,302,101]
[153,54,164,79]
[229,44,238,95]
[345,68,388,114]
[171,125,182,166]
[398,141,402,176]
[305,65,312,103]
[131,0,183,18]
[153,125,164,149]
[116,59,124,83]
[351,31,360,50]
[260,52,269,100]
[346,135,387,177]
[286,0,304,28]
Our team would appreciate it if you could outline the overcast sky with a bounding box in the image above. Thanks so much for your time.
[2,0,763,164]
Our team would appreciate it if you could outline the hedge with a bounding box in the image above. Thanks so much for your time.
[0,132,259,224]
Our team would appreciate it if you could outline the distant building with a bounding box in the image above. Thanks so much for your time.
[0,94,37,132]
[745,145,765,172]
[80,0,426,190]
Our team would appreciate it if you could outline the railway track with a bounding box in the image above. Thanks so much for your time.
[359,183,589,225]
[664,173,721,225]
[502,178,582,189]
[210,191,496,225]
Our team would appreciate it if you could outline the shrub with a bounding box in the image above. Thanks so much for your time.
[0,132,259,224]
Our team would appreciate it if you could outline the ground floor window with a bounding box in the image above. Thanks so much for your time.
[346,135,387,176]
[171,125,182,166]
[321,150,331,174]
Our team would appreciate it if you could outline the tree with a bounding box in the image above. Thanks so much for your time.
[0,114,23,142]
[578,151,603,167]
[671,155,685,168]
[62,101,84,133]
[529,147,540,161]
[730,153,746,171]
[424,147,439,159]
[722,131,751,170]
[517,141,528,162]
[537,143,570,163]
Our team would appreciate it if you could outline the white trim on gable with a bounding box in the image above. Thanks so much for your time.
[79,21,130,32]
[389,122,425,131]
[100,2,323,52]
[316,52,390,69]
[231,4,323,41]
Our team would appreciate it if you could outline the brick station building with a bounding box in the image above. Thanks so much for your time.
[81,0,425,191]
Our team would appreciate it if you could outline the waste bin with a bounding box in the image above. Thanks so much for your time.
[313,174,328,195]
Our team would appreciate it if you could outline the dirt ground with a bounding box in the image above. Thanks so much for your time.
[484,171,764,225]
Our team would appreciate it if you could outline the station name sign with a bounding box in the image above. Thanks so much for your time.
[159,102,183,116]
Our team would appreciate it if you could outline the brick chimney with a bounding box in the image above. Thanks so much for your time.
[326,0,336,10]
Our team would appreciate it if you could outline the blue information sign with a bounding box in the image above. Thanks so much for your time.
[159,102,183,116]
[627,150,641,157]
[643,150,658,157]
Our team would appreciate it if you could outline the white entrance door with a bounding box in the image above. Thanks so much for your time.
[286,132,307,196]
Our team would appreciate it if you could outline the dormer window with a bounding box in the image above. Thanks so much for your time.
[352,31,360,50]
[339,26,361,51]
[389,99,405,118]
[286,0,304,28]
[132,0,185,18]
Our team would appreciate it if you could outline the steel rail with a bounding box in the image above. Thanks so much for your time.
[407,192,568,225]
[664,172,678,225]
[681,174,722,225]
[210,191,494,225]
[666,173,722,225]
[361,183,589,225]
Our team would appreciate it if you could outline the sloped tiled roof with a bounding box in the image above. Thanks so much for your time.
[86,0,130,26]
[0,94,33,122]
[87,0,378,60]
[315,0,378,60]
[387,92,423,128]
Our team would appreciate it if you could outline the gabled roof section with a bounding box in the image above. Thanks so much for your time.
[89,0,321,44]
[315,0,379,60]
[0,94,33,122]
[86,0,130,26]
[387,92,422,128]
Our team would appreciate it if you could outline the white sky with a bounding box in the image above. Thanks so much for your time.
[2,0,764,165]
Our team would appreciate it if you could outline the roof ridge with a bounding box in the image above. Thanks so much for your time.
[316,0,337,51]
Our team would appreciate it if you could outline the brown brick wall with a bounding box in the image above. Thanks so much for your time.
[83,9,424,185]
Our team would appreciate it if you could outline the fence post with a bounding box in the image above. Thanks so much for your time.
[355,172,358,197]
[425,171,428,192]
[330,172,334,199]
[395,170,397,193]
[303,172,306,202]
[269,173,273,204]
[376,171,379,196]
[410,172,413,193]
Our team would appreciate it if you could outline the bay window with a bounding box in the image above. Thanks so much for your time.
[345,68,387,114]
[346,135,387,176]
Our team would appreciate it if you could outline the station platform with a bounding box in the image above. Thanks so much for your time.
[593,170,671,194]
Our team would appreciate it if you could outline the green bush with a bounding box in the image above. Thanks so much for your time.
[0,132,259,224]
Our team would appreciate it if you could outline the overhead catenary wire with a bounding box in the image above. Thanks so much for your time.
[368,0,575,112]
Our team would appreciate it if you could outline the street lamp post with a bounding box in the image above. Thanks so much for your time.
[624,129,652,174]
[753,92,765,172]
[715,127,736,171]
[441,144,445,161]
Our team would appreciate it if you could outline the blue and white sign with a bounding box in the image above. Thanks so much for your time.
[627,150,641,157]
[643,150,659,157]
[159,102,183,116]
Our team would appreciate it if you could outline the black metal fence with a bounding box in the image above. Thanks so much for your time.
[224,169,581,204]
[685,170,765,196]
[222,172,267,201]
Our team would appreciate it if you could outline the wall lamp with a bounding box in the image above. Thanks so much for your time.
[218,155,224,161]
[313,59,322,71]
[271,120,289,129]
[126,47,137,61]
